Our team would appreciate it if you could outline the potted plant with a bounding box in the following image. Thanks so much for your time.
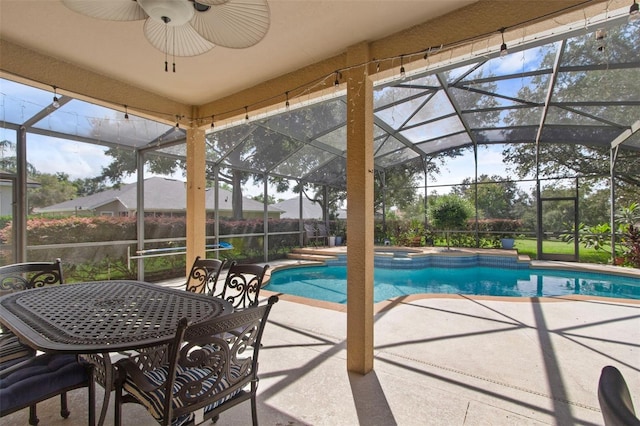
[500,235,515,249]
[333,220,345,246]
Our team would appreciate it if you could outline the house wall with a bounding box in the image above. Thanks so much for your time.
[97,200,129,217]
[0,184,11,217]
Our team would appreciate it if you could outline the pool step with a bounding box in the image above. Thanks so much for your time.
[287,248,339,262]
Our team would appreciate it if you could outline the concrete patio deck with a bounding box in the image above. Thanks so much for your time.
[3,258,639,425]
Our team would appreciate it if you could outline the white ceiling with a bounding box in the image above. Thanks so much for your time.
[0,0,475,105]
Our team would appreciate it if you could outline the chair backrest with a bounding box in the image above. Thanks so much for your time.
[117,296,278,425]
[316,223,328,237]
[598,365,640,426]
[304,223,316,237]
[184,256,225,295]
[217,262,269,309]
[0,259,63,294]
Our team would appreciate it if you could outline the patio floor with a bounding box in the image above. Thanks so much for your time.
[3,259,639,425]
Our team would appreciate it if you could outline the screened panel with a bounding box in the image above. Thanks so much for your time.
[206,125,255,164]
[1,80,55,124]
[449,85,521,110]
[400,115,465,143]
[405,91,456,127]
[375,94,431,130]
[539,126,623,146]
[234,126,305,173]
[303,157,347,187]
[559,24,639,67]
[566,105,640,127]
[543,106,612,126]
[261,100,347,142]
[374,75,439,109]
[316,126,347,152]
[376,149,419,168]
[465,107,544,128]
[493,127,538,143]
[375,135,410,157]
[32,100,182,148]
[415,132,472,155]
[553,69,640,103]
[272,145,337,179]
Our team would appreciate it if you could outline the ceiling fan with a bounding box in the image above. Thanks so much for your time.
[62,0,270,71]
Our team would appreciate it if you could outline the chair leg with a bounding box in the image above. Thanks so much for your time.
[88,366,96,426]
[251,395,258,426]
[60,391,70,418]
[114,381,122,426]
[28,404,39,425]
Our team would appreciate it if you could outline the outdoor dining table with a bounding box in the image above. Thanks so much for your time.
[0,280,233,426]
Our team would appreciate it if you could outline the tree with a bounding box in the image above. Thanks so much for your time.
[0,140,79,211]
[0,139,37,176]
[251,193,278,205]
[28,173,77,211]
[429,194,473,249]
[72,177,109,197]
[298,184,345,222]
[99,148,180,186]
[451,174,520,219]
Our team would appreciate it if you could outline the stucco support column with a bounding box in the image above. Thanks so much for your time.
[186,127,207,275]
[346,42,374,374]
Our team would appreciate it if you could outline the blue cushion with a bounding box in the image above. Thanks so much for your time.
[0,333,35,363]
[123,364,243,426]
[0,353,88,413]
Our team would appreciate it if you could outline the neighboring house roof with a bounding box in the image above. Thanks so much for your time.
[0,169,41,188]
[273,197,323,219]
[35,177,284,215]
[272,197,348,220]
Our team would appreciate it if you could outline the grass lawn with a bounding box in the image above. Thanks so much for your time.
[514,238,611,264]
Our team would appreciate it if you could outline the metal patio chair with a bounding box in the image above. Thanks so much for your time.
[0,259,91,425]
[598,365,640,426]
[114,296,279,426]
[0,259,64,364]
[304,223,321,247]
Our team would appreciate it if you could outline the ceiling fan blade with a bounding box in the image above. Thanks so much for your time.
[62,0,147,21]
[196,0,231,5]
[190,0,270,49]
[144,19,215,57]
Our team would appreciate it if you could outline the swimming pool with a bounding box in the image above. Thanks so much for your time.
[267,265,640,303]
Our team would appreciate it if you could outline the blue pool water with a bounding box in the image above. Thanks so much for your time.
[267,265,640,303]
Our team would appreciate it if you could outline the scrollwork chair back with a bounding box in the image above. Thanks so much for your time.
[185,256,226,295]
[0,258,63,294]
[216,262,269,309]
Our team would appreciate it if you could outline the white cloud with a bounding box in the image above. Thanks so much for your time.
[27,135,110,180]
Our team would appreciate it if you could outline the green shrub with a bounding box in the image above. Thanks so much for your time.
[430,195,473,249]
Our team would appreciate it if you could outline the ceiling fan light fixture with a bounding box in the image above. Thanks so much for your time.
[137,0,194,26]
[193,2,211,13]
